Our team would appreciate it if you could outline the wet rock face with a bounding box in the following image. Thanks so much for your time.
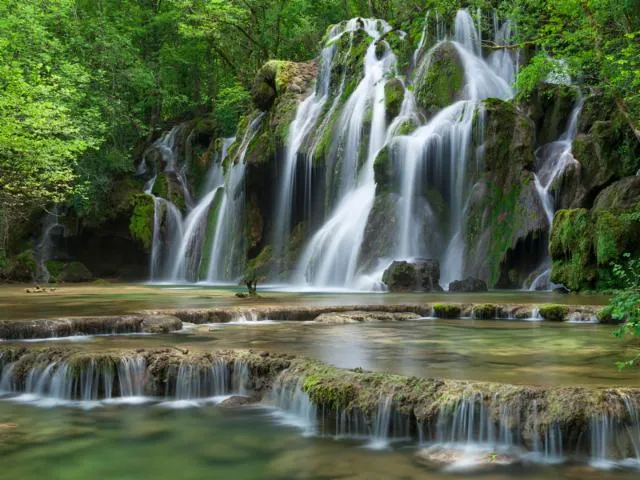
[313,311,420,324]
[382,259,443,292]
[448,277,488,292]
[0,314,183,340]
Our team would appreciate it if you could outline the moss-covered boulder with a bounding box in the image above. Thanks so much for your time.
[384,77,405,121]
[382,259,442,292]
[414,42,464,115]
[129,194,156,252]
[59,261,92,283]
[538,305,569,322]
[151,172,186,211]
[252,62,278,111]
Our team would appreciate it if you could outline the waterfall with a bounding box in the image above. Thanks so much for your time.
[270,37,337,271]
[294,19,395,288]
[267,376,317,435]
[387,10,514,287]
[148,188,183,281]
[0,356,146,403]
[527,96,584,290]
[34,205,64,283]
[167,140,230,281]
[206,114,264,282]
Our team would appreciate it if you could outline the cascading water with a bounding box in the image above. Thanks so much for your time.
[206,114,265,282]
[270,37,337,268]
[167,138,231,281]
[385,10,515,287]
[34,206,64,283]
[527,95,584,290]
[294,19,395,288]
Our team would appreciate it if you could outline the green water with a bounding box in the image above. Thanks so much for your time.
[0,283,609,320]
[11,319,637,387]
[0,401,637,480]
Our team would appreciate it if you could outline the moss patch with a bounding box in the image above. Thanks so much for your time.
[129,194,156,252]
[538,305,569,322]
[414,42,464,115]
[432,304,462,319]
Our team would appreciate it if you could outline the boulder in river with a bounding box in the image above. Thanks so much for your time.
[382,259,443,292]
[448,277,488,292]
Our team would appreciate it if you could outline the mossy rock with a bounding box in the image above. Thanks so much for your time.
[384,78,404,121]
[373,146,394,191]
[1,250,38,282]
[471,304,499,319]
[550,207,640,290]
[549,209,594,290]
[414,42,464,115]
[572,95,640,201]
[129,194,156,252]
[538,305,569,322]
[252,62,278,111]
[432,304,462,319]
[59,261,92,283]
[593,176,640,212]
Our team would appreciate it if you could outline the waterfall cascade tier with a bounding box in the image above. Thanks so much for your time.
[1,347,639,468]
[527,95,584,291]
[141,9,572,291]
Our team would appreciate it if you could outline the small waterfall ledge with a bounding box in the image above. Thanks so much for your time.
[0,346,638,466]
[0,303,607,340]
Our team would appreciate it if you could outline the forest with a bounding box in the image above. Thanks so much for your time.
[2,2,640,477]
[1,0,638,247]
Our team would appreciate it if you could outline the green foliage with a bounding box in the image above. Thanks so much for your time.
[601,254,640,368]
[215,85,251,136]
[129,194,156,251]
[1,250,38,282]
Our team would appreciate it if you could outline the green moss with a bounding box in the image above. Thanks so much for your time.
[593,210,632,266]
[432,304,462,319]
[395,119,417,136]
[151,174,168,198]
[129,194,156,251]
[414,42,464,114]
[384,78,404,121]
[538,305,569,322]
[549,209,593,290]
[373,147,393,191]
[472,304,498,319]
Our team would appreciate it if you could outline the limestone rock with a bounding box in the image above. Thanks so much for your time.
[313,311,420,324]
[140,315,183,334]
[218,395,252,408]
[382,259,443,292]
[58,261,92,283]
[449,277,488,292]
